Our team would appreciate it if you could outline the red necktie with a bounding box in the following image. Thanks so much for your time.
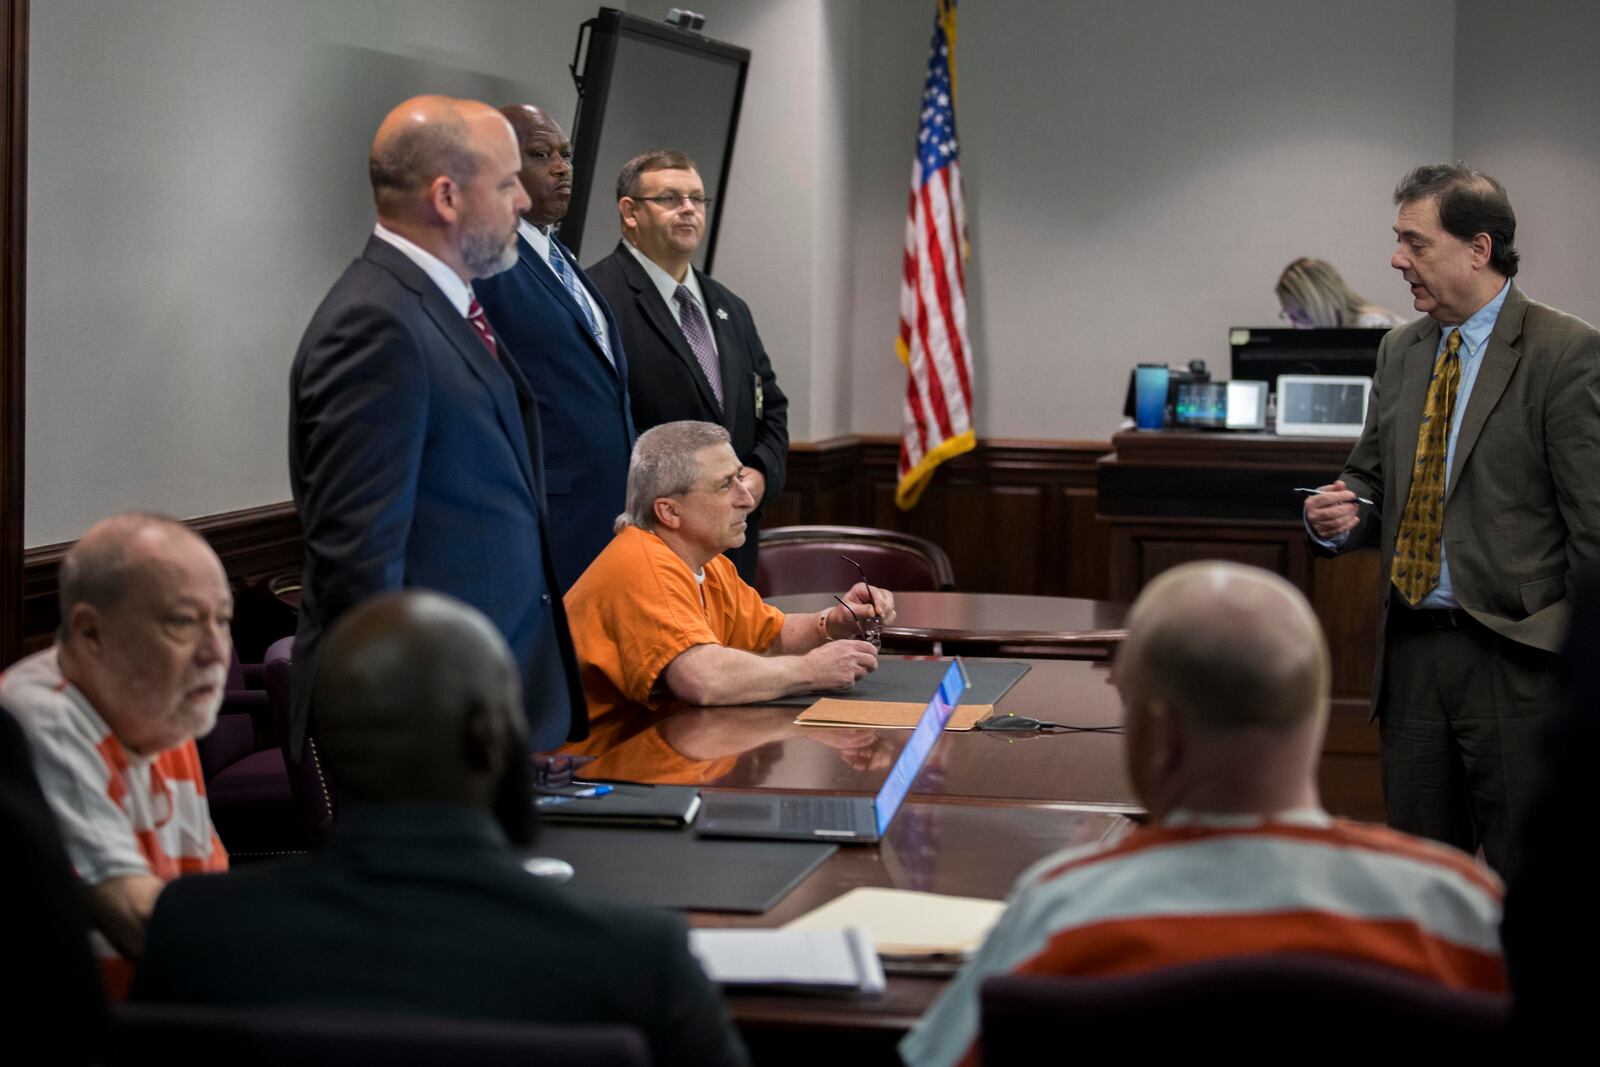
[467,298,498,361]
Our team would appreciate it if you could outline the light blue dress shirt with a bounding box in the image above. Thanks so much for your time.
[1316,279,1512,609]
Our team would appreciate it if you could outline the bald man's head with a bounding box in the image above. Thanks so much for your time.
[1118,562,1330,734]
[500,104,573,227]
[369,95,478,214]
[312,591,525,813]
[1115,562,1330,817]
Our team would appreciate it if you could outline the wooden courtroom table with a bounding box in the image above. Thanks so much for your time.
[571,657,1140,1063]
[766,591,1129,660]
[577,658,1137,809]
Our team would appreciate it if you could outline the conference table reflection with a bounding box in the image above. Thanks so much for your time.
[574,657,1137,810]
[766,591,1130,660]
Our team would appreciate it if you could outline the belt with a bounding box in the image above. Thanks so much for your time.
[1392,605,1476,630]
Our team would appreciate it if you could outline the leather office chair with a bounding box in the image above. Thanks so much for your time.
[979,953,1509,1057]
[264,636,334,844]
[755,525,956,597]
[196,649,303,856]
[115,1003,650,1067]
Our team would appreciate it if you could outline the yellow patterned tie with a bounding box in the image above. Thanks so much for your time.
[1391,328,1462,605]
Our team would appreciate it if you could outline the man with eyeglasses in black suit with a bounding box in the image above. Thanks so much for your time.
[586,149,788,583]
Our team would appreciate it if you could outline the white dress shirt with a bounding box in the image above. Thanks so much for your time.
[624,240,718,357]
[372,223,473,317]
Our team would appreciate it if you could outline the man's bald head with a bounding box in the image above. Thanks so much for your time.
[1118,562,1330,734]
[500,103,573,227]
[312,591,524,810]
[368,96,516,215]
[1116,562,1330,818]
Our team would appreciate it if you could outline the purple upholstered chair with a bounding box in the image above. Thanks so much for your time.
[980,953,1509,1058]
[754,525,956,597]
[115,1003,650,1066]
[196,650,303,856]
[264,636,334,844]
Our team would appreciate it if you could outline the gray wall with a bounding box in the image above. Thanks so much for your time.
[25,0,596,546]
[22,1,1600,545]
[1454,0,1600,327]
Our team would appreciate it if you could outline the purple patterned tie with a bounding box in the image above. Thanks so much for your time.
[674,284,723,411]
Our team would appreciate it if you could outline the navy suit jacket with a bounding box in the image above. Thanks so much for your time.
[586,242,789,581]
[288,236,586,753]
[475,232,634,591]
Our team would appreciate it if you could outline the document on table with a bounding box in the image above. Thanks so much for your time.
[796,698,992,730]
[688,926,886,995]
[783,887,1006,959]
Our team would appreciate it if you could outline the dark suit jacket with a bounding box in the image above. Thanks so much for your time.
[131,806,748,1067]
[475,232,635,591]
[1325,284,1600,698]
[1502,564,1599,1033]
[586,242,789,580]
[0,709,110,1064]
[288,236,586,753]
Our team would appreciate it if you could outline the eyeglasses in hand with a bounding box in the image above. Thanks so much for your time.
[831,555,883,649]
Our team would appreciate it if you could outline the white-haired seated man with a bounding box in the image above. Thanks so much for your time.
[0,513,231,996]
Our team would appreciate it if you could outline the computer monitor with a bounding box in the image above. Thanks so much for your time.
[1228,327,1388,393]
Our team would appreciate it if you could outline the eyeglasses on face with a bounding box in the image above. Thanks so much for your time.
[631,193,714,211]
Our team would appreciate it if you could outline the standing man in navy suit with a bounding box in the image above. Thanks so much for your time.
[586,150,788,583]
[476,105,634,591]
[289,96,587,762]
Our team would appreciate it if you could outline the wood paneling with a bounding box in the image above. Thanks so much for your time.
[775,435,1111,600]
[21,502,302,656]
[1,1,28,666]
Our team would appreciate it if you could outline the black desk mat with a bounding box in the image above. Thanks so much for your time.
[533,824,835,914]
[757,657,1031,707]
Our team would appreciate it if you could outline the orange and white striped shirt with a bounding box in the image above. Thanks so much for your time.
[900,809,1504,1067]
[0,647,227,998]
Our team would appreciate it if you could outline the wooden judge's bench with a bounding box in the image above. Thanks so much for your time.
[1096,427,1386,820]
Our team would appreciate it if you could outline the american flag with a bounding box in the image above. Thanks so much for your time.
[896,0,975,511]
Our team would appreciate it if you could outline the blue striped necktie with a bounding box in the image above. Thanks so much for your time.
[547,239,611,363]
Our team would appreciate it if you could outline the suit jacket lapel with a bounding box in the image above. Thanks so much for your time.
[520,235,620,382]
[1391,323,1440,517]
[699,270,741,432]
[1446,286,1526,502]
[619,248,723,414]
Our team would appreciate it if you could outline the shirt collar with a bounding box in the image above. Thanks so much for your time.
[1162,806,1331,829]
[1446,278,1512,359]
[517,218,552,262]
[624,239,707,312]
[373,222,474,317]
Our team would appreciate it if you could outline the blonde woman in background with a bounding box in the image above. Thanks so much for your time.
[1276,257,1406,328]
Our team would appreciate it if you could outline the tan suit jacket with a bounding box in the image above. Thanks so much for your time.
[1331,283,1600,691]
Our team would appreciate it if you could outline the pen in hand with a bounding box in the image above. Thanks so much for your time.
[1294,487,1375,506]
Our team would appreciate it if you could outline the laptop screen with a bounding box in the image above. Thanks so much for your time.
[872,658,969,836]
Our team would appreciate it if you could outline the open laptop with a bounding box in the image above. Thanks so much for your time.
[696,658,970,844]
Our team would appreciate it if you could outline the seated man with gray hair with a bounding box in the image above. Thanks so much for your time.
[564,420,893,751]
[0,513,232,997]
[900,561,1506,1067]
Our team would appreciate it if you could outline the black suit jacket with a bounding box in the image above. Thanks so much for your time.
[586,242,789,580]
[475,232,635,591]
[0,709,110,1064]
[132,807,748,1067]
[288,236,586,752]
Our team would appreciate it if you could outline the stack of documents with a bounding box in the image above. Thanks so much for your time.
[688,927,886,995]
[783,887,1005,969]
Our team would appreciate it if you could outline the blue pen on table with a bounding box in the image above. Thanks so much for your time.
[1294,487,1375,507]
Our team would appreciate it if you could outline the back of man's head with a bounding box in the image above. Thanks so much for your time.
[1117,562,1329,816]
[312,591,526,816]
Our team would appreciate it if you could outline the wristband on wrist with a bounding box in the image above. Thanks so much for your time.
[816,611,834,643]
